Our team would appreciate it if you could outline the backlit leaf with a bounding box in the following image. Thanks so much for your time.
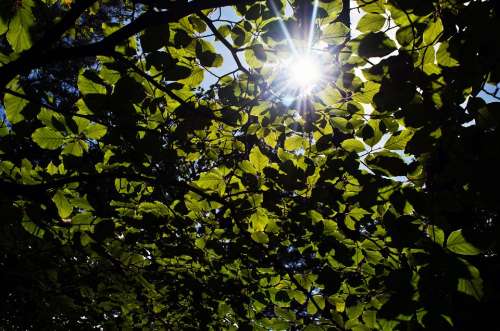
[4,88,28,124]
[447,230,481,255]
[341,138,365,152]
[357,13,385,33]
[32,127,65,150]
[52,190,73,219]
[6,0,34,52]
[62,140,85,157]
[249,146,268,172]
[84,123,107,139]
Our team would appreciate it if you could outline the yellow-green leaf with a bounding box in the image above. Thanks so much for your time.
[6,0,34,52]
[52,190,73,219]
[285,135,305,151]
[78,74,106,95]
[84,123,107,139]
[62,141,86,157]
[341,138,365,152]
[384,130,413,150]
[251,231,269,244]
[4,90,28,124]
[195,167,227,195]
[249,146,268,172]
[250,208,269,232]
[447,229,481,255]
[32,127,65,150]
[423,18,443,45]
[357,13,385,33]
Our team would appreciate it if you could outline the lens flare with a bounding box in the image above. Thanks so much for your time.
[288,54,322,93]
[266,0,331,104]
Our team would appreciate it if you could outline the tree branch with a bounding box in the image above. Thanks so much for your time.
[111,52,187,105]
[0,0,97,89]
[0,0,253,89]
[197,11,251,77]
[0,172,155,196]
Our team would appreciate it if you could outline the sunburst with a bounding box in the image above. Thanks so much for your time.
[266,0,331,106]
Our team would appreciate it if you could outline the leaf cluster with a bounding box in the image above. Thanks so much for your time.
[1,0,499,329]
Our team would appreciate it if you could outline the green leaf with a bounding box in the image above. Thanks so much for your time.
[323,220,338,236]
[251,231,269,244]
[73,116,90,134]
[423,18,443,45]
[446,229,481,255]
[252,44,266,61]
[4,88,28,124]
[196,39,222,68]
[354,81,380,104]
[0,17,7,35]
[115,178,133,194]
[195,167,227,195]
[426,225,445,246]
[284,135,304,150]
[21,220,45,239]
[78,73,107,95]
[362,310,376,328]
[396,25,415,48]
[195,238,205,249]
[62,141,85,157]
[361,120,383,147]
[178,66,202,86]
[322,22,350,44]
[138,201,171,217]
[52,190,73,219]
[173,29,192,48]
[245,46,265,69]
[289,290,307,305]
[458,278,483,301]
[347,303,364,319]
[437,42,459,67]
[341,138,365,152]
[113,76,145,103]
[384,130,413,150]
[313,295,325,310]
[83,123,107,139]
[6,0,34,52]
[239,160,257,175]
[356,0,384,14]
[32,127,65,150]
[250,208,269,232]
[307,300,318,315]
[231,25,249,47]
[188,16,207,33]
[303,326,324,331]
[217,24,231,38]
[46,162,59,175]
[318,0,344,20]
[140,24,170,52]
[72,213,94,226]
[357,13,385,33]
[357,32,396,58]
[366,153,408,176]
[249,146,268,172]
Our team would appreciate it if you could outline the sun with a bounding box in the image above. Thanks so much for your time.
[264,0,330,102]
[287,54,322,93]
[274,51,325,99]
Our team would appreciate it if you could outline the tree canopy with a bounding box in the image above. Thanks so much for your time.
[1,0,499,329]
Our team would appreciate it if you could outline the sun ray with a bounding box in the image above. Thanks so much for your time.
[307,0,320,52]
[263,0,335,109]
[268,0,298,55]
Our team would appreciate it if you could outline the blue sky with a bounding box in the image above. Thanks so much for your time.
[201,6,243,88]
